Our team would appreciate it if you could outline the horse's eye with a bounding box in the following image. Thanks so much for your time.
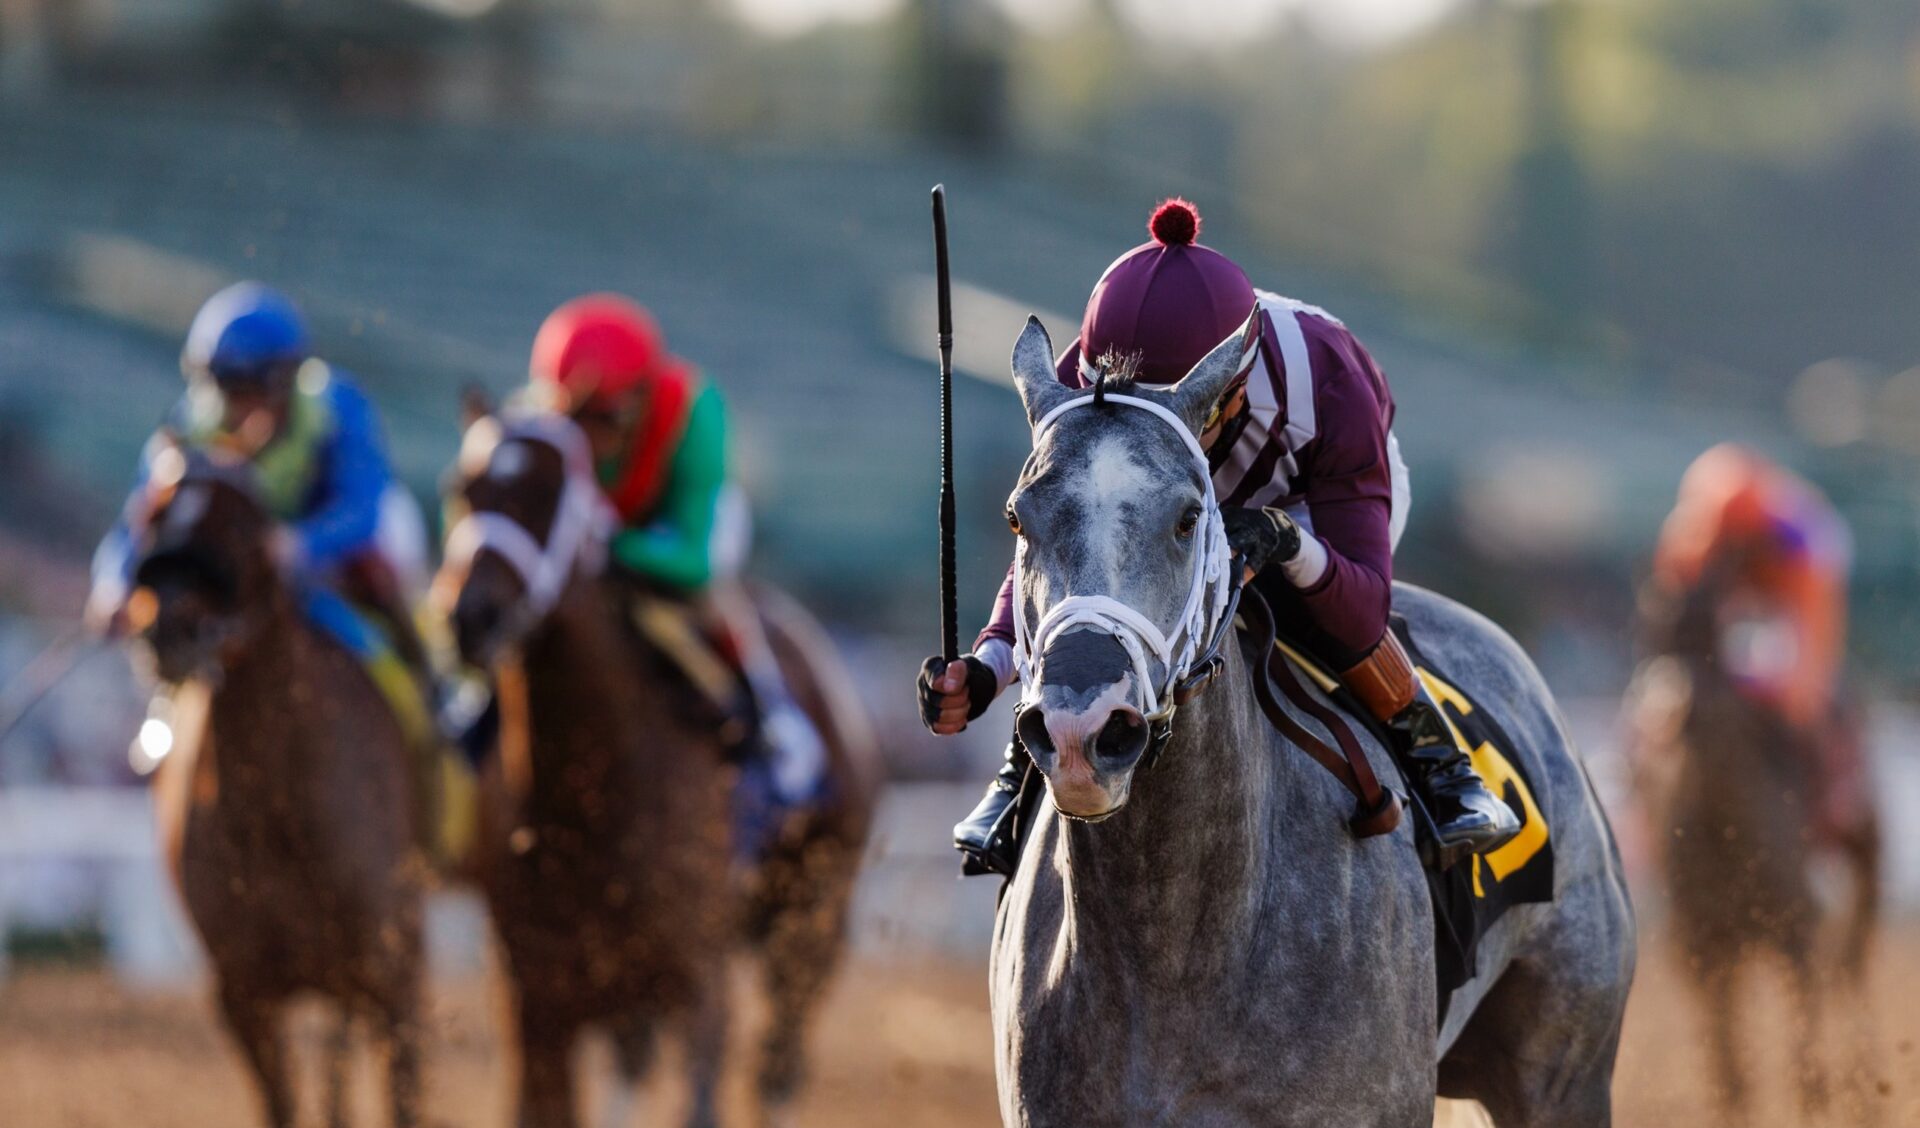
[1007,508,1024,536]
[1176,507,1200,538]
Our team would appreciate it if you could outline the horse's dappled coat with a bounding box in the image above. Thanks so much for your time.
[990,316,1635,1128]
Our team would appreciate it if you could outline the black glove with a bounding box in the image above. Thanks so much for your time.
[1221,506,1303,576]
[917,653,1000,732]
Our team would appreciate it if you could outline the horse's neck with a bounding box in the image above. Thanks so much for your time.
[519,577,681,809]
[525,580,628,700]
[202,595,323,780]
[1679,668,1804,827]
[1055,646,1294,978]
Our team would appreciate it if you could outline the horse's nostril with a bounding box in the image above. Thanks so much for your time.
[1094,708,1149,763]
[1017,706,1056,761]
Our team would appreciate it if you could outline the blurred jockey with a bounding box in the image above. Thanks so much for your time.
[87,282,430,668]
[916,199,1520,877]
[1651,444,1850,733]
[526,293,827,811]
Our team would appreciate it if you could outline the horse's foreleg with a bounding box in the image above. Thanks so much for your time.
[756,865,850,1125]
[377,999,424,1128]
[1826,826,1884,1124]
[217,980,296,1128]
[1788,951,1830,1115]
[680,971,731,1128]
[603,1015,656,1128]
[324,1010,354,1128]
[1840,822,1882,987]
[517,1008,579,1128]
[1698,959,1746,1125]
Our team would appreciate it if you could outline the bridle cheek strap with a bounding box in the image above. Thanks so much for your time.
[443,419,614,619]
[1013,393,1235,726]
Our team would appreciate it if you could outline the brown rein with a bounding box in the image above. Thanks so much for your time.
[1238,586,1403,838]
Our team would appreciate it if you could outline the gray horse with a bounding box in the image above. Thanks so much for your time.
[990,316,1636,1127]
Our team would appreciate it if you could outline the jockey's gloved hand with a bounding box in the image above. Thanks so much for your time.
[918,654,999,735]
[1222,506,1303,576]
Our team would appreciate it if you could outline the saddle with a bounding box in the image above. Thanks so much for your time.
[626,590,751,740]
[1237,588,1555,1017]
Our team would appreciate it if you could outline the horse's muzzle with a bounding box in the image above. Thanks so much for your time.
[1017,627,1154,816]
[448,553,536,668]
[141,608,235,686]
[1019,696,1150,820]
[451,592,505,668]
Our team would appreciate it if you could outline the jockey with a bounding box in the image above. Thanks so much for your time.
[1651,444,1850,732]
[916,199,1521,876]
[525,293,827,808]
[87,282,426,667]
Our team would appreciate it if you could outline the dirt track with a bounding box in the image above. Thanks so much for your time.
[4,924,1919,1127]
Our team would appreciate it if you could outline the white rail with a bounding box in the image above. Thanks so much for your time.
[3,716,1917,990]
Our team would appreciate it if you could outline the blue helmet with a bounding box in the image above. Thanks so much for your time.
[181,282,311,384]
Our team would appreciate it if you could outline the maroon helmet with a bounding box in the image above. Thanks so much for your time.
[1078,198,1257,385]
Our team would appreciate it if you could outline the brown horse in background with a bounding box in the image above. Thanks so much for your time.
[1627,573,1881,1124]
[437,410,876,1128]
[130,444,425,1128]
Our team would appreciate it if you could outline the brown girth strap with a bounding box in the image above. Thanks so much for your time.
[1240,587,1402,838]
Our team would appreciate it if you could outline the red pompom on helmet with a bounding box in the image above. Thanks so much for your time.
[530,293,670,411]
[1148,198,1201,247]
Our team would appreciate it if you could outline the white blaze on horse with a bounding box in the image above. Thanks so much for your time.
[990,316,1635,1127]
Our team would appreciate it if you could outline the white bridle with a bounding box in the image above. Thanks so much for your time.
[1012,392,1234,723]
[442,413,615,618]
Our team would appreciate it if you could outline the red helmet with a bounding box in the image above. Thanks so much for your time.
[530,293,671,411]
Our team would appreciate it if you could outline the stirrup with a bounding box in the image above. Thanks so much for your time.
[1419,798,1521,871]
[955,779,1025,878]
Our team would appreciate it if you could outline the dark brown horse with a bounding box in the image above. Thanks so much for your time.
[437,410,876,1128]
[1627,575,1881,1124]
[130,443,425,1128]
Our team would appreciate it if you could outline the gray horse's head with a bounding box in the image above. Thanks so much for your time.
[1005,312,1255,820]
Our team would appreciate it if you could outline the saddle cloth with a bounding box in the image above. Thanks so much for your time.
[1267,617,1556,1019]
[300,588,475,862]
[300,589,428,737]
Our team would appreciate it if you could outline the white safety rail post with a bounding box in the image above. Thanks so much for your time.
[0,787,203,986]
[1866,702,1920,912]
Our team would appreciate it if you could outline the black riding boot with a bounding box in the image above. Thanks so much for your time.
[1392,686,1522,870]
[954,739,1031,878]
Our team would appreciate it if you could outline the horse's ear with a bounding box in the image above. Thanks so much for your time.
[460,382,496,431]
[1165,304,1261,435]
[1011,316,1073,430]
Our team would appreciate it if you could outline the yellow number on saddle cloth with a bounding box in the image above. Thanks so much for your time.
[1416,669,1550,898]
